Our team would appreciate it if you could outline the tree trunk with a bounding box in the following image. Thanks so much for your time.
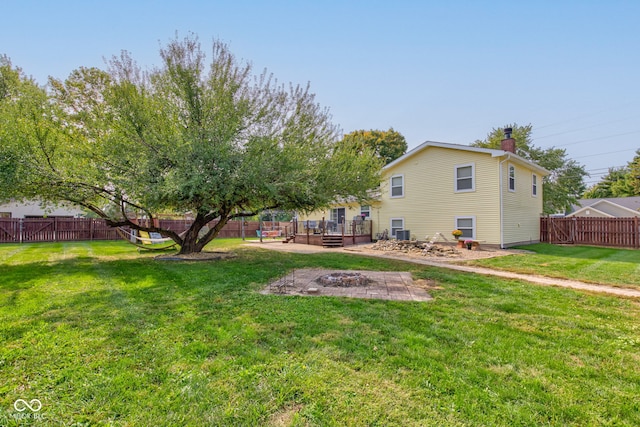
[177,214,209,255]
[178,231,200,254]
[176,212,231,255]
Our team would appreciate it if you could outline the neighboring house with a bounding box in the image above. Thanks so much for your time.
[300,132,549,248]
[567,197,640,218]
[0,200,85,218]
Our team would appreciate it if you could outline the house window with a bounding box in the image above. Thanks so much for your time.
[532,174,538,196]
[508,165,516,192]
[390,175,404,198]
[360,205,371,218]
[0,212,11,218]
[390,218,404,238]
[455,216,475,239]
[455,164,474,192]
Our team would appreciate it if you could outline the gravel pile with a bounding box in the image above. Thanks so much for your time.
[371,240,460,257]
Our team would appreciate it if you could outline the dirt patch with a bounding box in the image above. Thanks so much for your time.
[412,278,443,290]
[268,404,304,426]
[155,251,237,261]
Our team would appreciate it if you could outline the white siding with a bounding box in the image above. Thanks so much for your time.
[0,200,85,218]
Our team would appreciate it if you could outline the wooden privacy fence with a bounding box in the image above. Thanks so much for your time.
[0,218,119,243]
[0,218,282,244]
[540,216,640,249]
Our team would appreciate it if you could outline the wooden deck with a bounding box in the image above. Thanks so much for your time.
[290,219,373,247]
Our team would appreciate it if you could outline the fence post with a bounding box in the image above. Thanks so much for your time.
[352,220,356,245]
[546,217,550,243]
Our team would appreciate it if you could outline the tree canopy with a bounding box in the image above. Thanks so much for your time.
[341,128,407,165]
[0,36,383,254]
[583,149,640,198]
[472,123,588,214]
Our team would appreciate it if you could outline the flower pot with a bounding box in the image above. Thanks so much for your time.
[457,240,465,248]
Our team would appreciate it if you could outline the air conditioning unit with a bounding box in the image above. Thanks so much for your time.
[396,230,410,240]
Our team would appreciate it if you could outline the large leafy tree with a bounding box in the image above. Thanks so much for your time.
[0,36,382,254]
[583,149,640,198]
[629,149,640,195]
[472,123,588,214]
[341,128,407,165]
[583,167,631,198]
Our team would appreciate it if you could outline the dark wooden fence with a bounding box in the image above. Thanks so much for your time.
[0,218,119,243]
[0,218,285,244]
[540,216,640,249]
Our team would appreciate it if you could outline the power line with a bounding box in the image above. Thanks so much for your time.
[573,148,637,159]
[533,115,640,140]
[586,165,626,172]
[534,103,636,131]
[536,130,640,148]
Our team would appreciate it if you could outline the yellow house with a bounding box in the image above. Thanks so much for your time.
[299,135,549,248]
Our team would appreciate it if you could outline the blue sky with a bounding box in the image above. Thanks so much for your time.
[2,0,639,186]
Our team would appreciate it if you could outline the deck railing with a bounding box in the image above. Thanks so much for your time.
[292,218,372,246]
[294,218,371,236]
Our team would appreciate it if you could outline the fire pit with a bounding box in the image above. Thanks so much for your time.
[315,272,371,287]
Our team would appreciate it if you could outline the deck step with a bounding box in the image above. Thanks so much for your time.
[322,235,343,248]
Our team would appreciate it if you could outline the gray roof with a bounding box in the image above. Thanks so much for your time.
[383,141,550,175]
[572,197,640,212]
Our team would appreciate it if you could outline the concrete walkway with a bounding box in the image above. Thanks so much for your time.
[352,250,640,298]
[246,240,640,298]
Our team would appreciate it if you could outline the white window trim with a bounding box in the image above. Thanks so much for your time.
[390,217,404,237]
[360,205,371,218]
[454,163,475,193]
[390,174,404,198]
[532,173,538,197]
[455,216,476,240]
[508,164,516,192]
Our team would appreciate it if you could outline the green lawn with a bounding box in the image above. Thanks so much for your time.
[466,243,640,291]
[1,240,639,426]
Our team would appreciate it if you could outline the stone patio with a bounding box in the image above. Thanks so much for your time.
[260,268,432,302]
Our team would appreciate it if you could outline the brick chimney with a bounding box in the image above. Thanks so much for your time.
[500,127,516,153]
